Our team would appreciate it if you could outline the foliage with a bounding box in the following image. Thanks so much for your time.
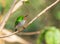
[0,0,60,44]
[37,27,60,44]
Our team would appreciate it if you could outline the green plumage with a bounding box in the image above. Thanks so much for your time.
[14,15,27,31]
[15,16,24,26]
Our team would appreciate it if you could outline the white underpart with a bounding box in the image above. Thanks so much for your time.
[20,20,26,26]
[16,20,26,28]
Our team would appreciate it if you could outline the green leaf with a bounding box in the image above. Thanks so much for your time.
[45,27,60,44]
[37,29,48,44]
[37,27,60,44]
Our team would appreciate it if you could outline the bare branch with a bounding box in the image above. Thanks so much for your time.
[0,0,59,38]
[0,0,17,31]
[0,28,40,38]
[27,0,60,27]
[18,31,40,35]
[11,0,28,13]
[0,0,28,31]
[2,29,30,44]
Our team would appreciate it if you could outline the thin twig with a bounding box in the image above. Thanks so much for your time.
[18,31,40,35]
[0,0,59,38]
[2,29,30,44]
[26,0,60,27]
[0,0,17,31]
[0,30,40,38]
[11,0,26,13]
[0,0,28,31]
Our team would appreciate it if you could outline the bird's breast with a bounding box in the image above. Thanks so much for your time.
[16,20,26,28]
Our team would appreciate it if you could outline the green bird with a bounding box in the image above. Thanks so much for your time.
[0,4,4,14]
[14,15,28,31]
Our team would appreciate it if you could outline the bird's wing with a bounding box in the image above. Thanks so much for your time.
[15,20,19,27]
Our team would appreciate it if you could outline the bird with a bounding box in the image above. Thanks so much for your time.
[14,15,28,31]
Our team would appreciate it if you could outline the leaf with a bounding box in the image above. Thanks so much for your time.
[37,29,48,44]
[45,27,60,44]
[37,27,60,44]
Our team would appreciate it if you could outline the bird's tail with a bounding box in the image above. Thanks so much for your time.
[14,28,17,32]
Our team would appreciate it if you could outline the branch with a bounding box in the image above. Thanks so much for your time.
[2,29,30,44]
[18,31,40,35]
[0,0,17,31]
[11,0,28,13]
[26,0,60,27]
[0,0,28,31]
[0,0,59,38]
[18,0,60,33]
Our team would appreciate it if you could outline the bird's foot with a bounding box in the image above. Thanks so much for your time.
[22,26,25,29]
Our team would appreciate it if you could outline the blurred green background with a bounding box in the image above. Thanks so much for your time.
[0,0,60,44]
